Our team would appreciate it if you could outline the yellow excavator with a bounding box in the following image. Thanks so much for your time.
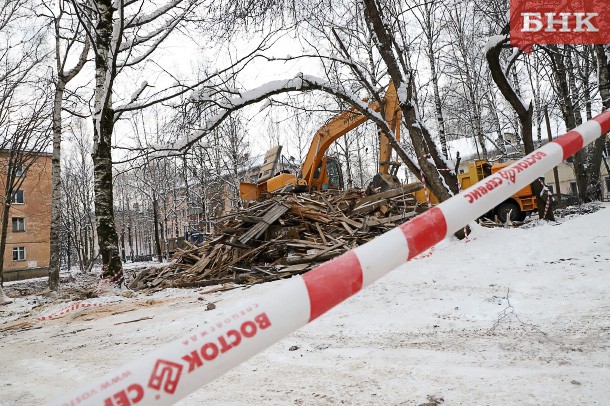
[240,83,403,201]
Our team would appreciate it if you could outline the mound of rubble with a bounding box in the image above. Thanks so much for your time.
[555,201,605,218]
[130,185,423,290]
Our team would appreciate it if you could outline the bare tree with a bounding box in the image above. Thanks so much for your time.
[413,0,449,159]
[0,94,53,285]
[44,0,90,291]
[61,122,96,273]
[442,1,488,159]
[545,45,607,202]
[69,0,207,284]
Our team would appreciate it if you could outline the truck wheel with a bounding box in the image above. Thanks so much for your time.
[515,210,527,222]
[496,202,522,223]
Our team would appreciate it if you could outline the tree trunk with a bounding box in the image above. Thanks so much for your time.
[355,134,365,187]
[0,200,11,286]
[73,220,84,272]
[583,47,593,121]
[565,48,589,202]
[93,106,123,283]
[0,151,17,286]
[162,218,170,260]
[487,84,507,157]
[48,7,89,291]
[120,228,126,262]
[66,224,71,271]
[93,0,123,284]
[427,42,448,159]
[467,78,487,159]
[152,194,162,262]
[342,136,353,188]
[597,45,610,110]
[48,80,65,291]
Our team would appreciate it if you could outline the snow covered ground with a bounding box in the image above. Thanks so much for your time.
[1,204,609,405]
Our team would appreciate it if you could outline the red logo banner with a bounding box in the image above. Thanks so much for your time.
[510,0,610,52]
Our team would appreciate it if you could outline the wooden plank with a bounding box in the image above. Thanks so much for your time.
[238,203,289,244]
[278,264,309,273]
[338,216,362,228]
[353,183,423,209]
[341,221,355,235]
[114,317,153,326]
[295,196,328,207]
[365,211,418,226]
[352,199,388,216]
[315,222,328,245]
[198,284,238,295]
[285,240,329,250]
[285,251,342,265]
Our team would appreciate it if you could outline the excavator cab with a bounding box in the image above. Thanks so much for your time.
[311,156,344,191]
[325,156,344,190]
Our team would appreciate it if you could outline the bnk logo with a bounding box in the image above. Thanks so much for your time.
[148,359,183,395]
[521,12,598,33]
[510,0,610,51]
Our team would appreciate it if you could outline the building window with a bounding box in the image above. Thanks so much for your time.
[13,246,26,261]
[569,182,578,196]
[15,164,24,177]
[12,190,24,204]
[605,177,610,193]
[11,217,25,232]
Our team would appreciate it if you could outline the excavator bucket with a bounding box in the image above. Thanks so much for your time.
[367,172,402,195]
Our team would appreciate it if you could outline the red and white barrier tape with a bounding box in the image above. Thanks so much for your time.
[49,110,610,406]
[538,178,553,218]
[37,297,121,321]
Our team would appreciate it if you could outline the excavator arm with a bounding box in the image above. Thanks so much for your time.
[301,82,402,191]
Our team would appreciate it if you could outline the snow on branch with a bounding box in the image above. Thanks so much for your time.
[125,0,185,28]
[484,34,508,54]
[119,0,196,68]
[150,73,390,154]
[113,37,272,114]
[119,16,181,67]
[504,48,523,78]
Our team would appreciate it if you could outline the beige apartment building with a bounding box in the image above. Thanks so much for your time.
[545,160,610,200]
[0,151,52,282]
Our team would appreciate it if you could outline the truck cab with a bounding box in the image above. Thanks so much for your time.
[414,159,537,222]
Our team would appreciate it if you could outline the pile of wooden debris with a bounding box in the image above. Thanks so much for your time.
[129,184,423,290]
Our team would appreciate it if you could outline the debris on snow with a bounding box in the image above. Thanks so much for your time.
[130,185,423,290]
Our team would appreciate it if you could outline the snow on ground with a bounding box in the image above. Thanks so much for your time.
[1,205,609,405]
